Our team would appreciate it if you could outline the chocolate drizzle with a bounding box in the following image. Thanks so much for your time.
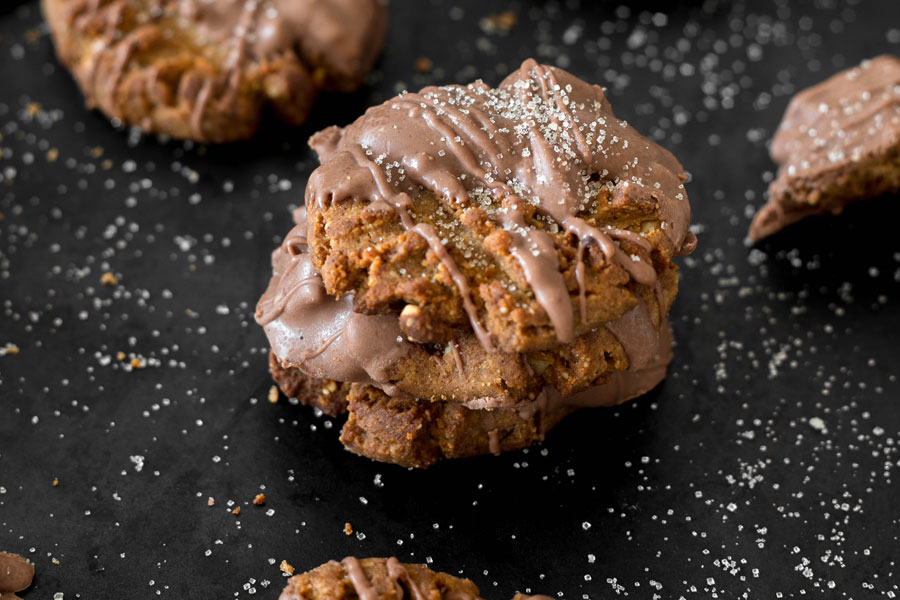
[258,211,669,404]
[341,557,379,600]
[309,59,692,350]
[341,556,473,600]
[256,209,411,393]
[56,0,386,141]
[386,557,429,600]
[750,55,900,240]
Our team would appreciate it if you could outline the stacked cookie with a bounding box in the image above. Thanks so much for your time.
[257,60,696,467]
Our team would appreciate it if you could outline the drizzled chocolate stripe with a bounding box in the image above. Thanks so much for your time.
[341,557,478,600]
[59,0,386,139]
[341,557,379,600]
[309,59,692,349]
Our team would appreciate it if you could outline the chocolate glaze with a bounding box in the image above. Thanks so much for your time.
[386,557,429,600]
[307,60,693,349]
[341,557,478,600]
[177,0,387,86]
[257,210,669,404]
[256,208,411,395]
[750,55,900,240]
[605,300,660,371]
[341,557,379,600]
[520,320,671,439]
[59,0,386,140]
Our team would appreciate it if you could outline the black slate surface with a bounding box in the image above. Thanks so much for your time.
[2,1,900,598]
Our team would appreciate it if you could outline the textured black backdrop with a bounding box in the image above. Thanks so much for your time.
[2,1,900,598]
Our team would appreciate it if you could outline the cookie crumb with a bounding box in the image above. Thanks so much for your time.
[130,357,144,369]
[280,560,295,575]
[268,386,279,404]
[207,497,215,507]
[253,493,266,506]
[1,343,20,356]
[100,272,119,286]
[481,10,517,33]
[414,57,433,73]
[232,507,241,515]
[53,478,59,487]
[344,522,353,535]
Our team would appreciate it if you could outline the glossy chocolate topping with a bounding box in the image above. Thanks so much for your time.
[59,0,386,141]
[307,59,693,348]
[771,55,900,178]
[340,557,478,600]
[750,55,900,240]
[256,208,411,395]
[552,321,671,412]
[177,0,387,85]
[257,209,669,402]
[341,557,380,600]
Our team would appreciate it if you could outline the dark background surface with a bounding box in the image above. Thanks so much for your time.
[2,0,900,598]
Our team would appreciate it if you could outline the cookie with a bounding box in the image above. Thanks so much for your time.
[750,55,900,240]
[279,556,553,600]
[42,0,387,142]
[256,60,695,465]
[279,557,481,600]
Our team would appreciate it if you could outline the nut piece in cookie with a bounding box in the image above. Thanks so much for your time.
[41,0,387,142]
[279,557,483,600]
[750,55,900,240]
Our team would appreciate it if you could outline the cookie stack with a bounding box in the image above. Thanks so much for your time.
[257,60,696,467]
